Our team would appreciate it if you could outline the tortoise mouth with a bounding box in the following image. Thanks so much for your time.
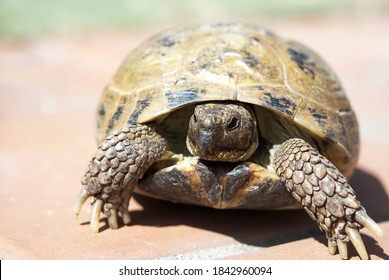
[186,139,251,162]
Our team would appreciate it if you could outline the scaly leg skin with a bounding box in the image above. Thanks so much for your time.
[272,138,383,260]
[73,124,167,233]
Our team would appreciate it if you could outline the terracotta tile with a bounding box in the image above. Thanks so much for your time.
[1,17,388,260]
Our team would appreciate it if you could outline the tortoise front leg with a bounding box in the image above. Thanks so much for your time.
[272,138,382,259]
[74,124,167,233]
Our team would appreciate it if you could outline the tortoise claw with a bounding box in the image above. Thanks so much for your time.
[336,238,348,260]
[346,226,369,260]
[108,208,119,229]
[121,208,132,225]
[90,199,104,233]
[73,188,89,218]
[355,211,383,237]
[328,240,337,255]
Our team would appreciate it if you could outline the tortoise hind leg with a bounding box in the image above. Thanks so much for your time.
[74,124,167,232]
[272,138,382,259]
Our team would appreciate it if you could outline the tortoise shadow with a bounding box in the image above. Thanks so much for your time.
[97,168,389,258]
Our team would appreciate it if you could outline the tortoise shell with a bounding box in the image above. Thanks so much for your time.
[96,22,359,208]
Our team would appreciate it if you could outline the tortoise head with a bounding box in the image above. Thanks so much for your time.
[186,102,259,162]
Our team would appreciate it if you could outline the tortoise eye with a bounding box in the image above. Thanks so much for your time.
[192,114,198,123]
[227,117,240,131]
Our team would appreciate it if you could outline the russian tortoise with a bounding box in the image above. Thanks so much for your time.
[74,22,382,259]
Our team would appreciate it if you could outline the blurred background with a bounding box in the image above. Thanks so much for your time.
[1,0,388,38]
[1,0,389,259]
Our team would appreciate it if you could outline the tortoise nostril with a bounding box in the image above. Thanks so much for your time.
[212,116,222,124]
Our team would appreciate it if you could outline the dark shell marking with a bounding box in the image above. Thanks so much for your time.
[166,89,199,108]
[287,48,315,79]
[128,94,153,124]
[107,99,125,132]
[263,92,296,117]
[159,36,177,47]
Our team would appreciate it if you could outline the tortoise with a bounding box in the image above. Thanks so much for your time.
[74,22,382,259]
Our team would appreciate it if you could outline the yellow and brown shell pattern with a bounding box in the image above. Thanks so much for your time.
[94,22,359,209]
